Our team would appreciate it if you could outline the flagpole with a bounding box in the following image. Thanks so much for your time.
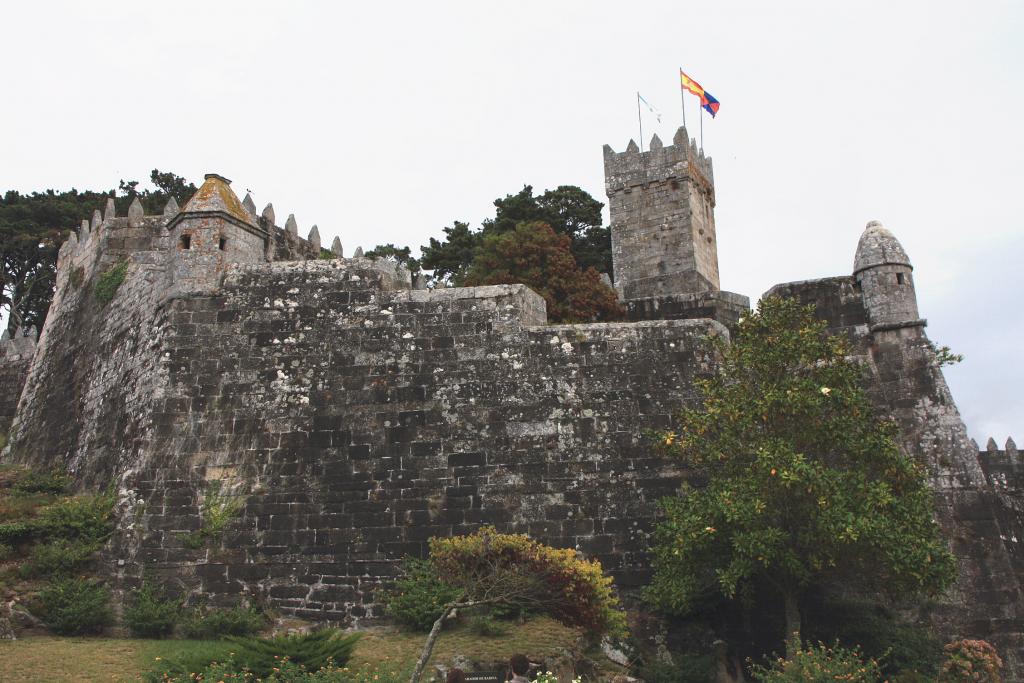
[637,91,644,152]
[699,105,704,152]
[679,72,687,130]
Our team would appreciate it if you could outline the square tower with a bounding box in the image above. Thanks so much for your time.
[604,127,719,299]
[166,174,270,294]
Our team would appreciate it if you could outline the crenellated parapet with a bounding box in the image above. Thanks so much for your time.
[603,126,714,199]
[603,126,722,303]
[978,437,1023,491]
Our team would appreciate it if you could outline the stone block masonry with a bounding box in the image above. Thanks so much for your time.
[0,329,36,435]
[106,259,725,623]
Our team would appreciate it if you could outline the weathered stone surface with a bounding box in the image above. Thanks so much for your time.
[605,126,718,299]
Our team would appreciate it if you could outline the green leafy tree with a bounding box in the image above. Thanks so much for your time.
[647,296,956,656]
[366,243,422,276]
[462,221,622,323]
[420,220,482,285]
[420,184,611,286]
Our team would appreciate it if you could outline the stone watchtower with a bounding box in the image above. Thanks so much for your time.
[603,127,748,329]
[166,173,271,294]
[853,220,924,332]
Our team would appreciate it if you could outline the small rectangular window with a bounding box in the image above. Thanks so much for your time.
[896,273,905,285]
[180,234,191,250]
[219,237,227,251]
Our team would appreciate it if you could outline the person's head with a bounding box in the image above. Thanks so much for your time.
[510,655,530,677]
[447,668,465,683]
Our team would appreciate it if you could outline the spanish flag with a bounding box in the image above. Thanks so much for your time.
[679,68,720,118]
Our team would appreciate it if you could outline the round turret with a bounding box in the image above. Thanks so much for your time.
[853,221,921,330]
[853,220,911,274]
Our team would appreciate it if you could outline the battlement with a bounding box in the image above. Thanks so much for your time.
[603,126,714,200]
[977,437,1023,481]
[0,326,38,358]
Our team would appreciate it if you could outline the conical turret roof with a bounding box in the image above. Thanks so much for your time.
[853,220,911,274]
[169,173,262,233]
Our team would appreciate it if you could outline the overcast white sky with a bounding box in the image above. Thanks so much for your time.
[2,1,1020,443]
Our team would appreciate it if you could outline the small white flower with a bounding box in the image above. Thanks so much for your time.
[820,386,831,396]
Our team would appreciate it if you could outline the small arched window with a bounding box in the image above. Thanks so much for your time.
[896,273,905,285]
[180,234,191,250]
[219,237,227,251]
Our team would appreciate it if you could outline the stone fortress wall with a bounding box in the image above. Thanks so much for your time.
[0,328,36,435]
[1,129,1021,676]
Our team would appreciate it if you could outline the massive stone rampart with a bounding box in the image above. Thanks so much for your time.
[94,259,725,623]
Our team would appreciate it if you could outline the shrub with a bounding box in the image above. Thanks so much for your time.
[804,598,942,678]
[13,469,71,494]
[125,582,181,638]
[37,492,115,544]
[181,604,266,639]
[181,480,247,548]
[11,466,70,493]
[468,614,509,637]
[155,658,405,683]
[142,640,235,682]
[938,639,1003,683]
[637,655,716,683]
[69,265,85,289]
[430,526,627,637]
[750,639,882,683]
[38,577,113,635]
[19,538,98,578]
[224,628,362,676]
[382,557,461,632]
[0,521,33,545]
[94,259,129,306]
[0,542,13,561]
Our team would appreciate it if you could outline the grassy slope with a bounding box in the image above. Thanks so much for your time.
[0,616,582,682]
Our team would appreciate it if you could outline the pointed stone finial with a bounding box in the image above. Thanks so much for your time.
[673,126,688,146]
[242,193,257,217]
[91,209,102,230]
[986,437,999,452]
[285,214,298,238]
[104,197,116,220]
[625,139,639,153]
[65,230,78,250]
[163,196,180,216]
[1006,437,1018,457]
[308,225,321,250]
[603,143,615,158]
[649,134,663,151]
[353,246,364,258]
[970,438,980,452]
[331,236,343,257]
[262,203,275,226]
[80,219,91,241]
[128,197,144,227]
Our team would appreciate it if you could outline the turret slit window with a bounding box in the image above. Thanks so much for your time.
[896,273,905,285]
[180,234,191,250]
[219,237,227,251]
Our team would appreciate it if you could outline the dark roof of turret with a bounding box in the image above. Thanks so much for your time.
[168,173,265,235]
[853,220,911,274]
